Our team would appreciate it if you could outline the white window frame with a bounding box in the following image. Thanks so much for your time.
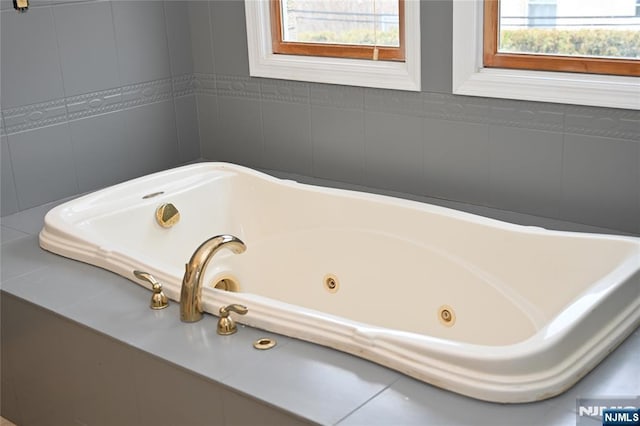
[452,0,640,110]
[244,0,421,92]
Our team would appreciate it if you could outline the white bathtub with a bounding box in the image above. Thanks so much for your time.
[39,162,640,403]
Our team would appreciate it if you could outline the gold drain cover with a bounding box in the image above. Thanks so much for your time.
[253,338,277,350]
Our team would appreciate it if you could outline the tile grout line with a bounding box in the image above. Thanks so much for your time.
[331,375,403,425]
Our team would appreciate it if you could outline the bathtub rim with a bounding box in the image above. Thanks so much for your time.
[38,161,640,403]
[34,228,640,402]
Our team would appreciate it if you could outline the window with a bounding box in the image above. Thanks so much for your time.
[271,0,404,61]
[245,0,421,91]
[452,0,639,110]
[484,0,639,76]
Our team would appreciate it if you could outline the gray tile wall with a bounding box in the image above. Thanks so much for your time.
[190,0,640,234]
[2,0,639,236]
[0,0,200,216]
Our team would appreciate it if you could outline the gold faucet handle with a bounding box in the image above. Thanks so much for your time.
[133,270,169,310]
[217,304,248,335]
[220,304,248,316]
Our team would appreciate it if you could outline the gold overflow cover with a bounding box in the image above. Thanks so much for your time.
[155,203,180,228]
[213,277,240,292]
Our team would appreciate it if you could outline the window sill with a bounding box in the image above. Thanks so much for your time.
[452,0,639,110]
[244,0,421,92]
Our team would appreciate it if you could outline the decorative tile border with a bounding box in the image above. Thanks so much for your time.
[260,79,309,104]
[443,95,489,125]
[488,99,565,132]
[423,92,489,124]
[565,106,640,141]
[309,83,364,110]
[2,72,638,141]
[2,77,188,135]
[172,74,197,98]
[2,99,68,134]
[66,87,123,121]
[215,75,260,99]
[364,88,424,116]
[121,78,173,110]
[192,73,215,96]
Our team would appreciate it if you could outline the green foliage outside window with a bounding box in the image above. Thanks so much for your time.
[295,27,639,58]
[500,29,640,59]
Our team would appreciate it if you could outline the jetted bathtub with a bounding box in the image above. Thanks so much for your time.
[39,162,640,403]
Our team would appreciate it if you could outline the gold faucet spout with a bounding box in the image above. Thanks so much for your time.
[180,234,246,322]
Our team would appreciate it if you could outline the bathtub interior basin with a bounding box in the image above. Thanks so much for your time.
[39,162,640,403]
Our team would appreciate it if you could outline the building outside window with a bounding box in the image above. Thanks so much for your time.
[526,0,557,28]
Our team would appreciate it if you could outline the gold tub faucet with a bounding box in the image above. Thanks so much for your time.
[180,234,246,322]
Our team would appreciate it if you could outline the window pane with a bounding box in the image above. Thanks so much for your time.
[280,0,400,47]
[498,0,640,60]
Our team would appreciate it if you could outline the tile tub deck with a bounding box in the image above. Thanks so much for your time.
[1,175,638,425]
